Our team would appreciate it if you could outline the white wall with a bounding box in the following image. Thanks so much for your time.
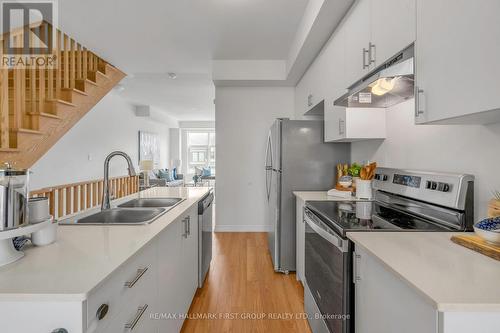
[351,99,500,220]
[169,128,181,168]
[30,93,178,189]
[215,86,295,231]
[179,121,215,129]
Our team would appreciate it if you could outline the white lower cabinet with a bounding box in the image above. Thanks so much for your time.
[295,197,305,284]
[354,246,437,333]
[353,246,500,333]
[157,206,199,333]
[325,105,386,142]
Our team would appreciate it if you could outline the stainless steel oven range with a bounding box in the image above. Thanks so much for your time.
[303,168,474,333]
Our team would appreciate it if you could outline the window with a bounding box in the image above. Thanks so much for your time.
[185,129,215,177]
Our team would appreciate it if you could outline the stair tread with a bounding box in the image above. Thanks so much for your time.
[12,128,43,135]
[27,112,62,120]
[0,148,19,152]
[47,99,77,107]
[61,87,88,96]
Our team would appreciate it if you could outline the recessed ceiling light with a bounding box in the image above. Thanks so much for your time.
[168,72,177,79]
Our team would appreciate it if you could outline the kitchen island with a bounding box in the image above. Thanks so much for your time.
[348,232,500,333]
[0,186,210,333]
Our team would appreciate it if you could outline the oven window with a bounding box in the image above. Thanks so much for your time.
[304,219,351,332]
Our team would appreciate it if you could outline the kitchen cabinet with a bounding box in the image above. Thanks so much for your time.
[415,0,500,124]
[179,207,199,317]
[343,0,371,86]
[325,105,386,142]
[87,240,158,333]
[370,0,415,67]
[157,206,199,333]
[295,196,305,284]
[353,246,437,333]
[295,55,325,118]
[353,245,500,333]
[344,0,416,85]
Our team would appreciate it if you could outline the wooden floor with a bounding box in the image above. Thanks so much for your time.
[181,232,312,333]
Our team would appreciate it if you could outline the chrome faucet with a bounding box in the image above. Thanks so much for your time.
[101,151,136,210]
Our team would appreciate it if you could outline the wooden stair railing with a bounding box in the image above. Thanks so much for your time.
[0,21,126,168]
[31,175,140,220]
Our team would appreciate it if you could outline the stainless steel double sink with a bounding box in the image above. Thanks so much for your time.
[75,198,184,225]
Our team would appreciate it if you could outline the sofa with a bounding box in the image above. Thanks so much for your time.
[140,169,184,187]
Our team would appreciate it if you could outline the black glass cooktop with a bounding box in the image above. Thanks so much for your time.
[305,200,452,237]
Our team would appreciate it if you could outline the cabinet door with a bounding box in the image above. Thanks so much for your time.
[157,218,183,332]
[344,0,371,86]
[325,105,346,142]
[181,208,199,310]
[370,0,415,65]
[295,197,305,284]
[354,247,437,333]
[415,0,500,124]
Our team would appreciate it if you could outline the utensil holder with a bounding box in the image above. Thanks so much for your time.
[356,179,373,199]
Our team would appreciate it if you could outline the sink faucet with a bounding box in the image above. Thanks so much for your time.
[101,151,137,210]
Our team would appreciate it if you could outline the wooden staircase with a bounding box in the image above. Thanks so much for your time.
[0,21,126,169]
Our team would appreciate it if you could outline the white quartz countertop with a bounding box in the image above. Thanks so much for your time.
[347,232,500,312]
[293,191,361,201]
[0,187,210,302]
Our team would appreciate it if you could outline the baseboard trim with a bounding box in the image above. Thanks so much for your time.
[214,224,272,232]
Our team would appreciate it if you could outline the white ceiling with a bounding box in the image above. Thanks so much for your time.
[58,0,309,121]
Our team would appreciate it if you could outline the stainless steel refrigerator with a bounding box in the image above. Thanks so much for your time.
[265,118,350,273]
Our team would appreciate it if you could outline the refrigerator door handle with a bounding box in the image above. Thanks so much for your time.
[265,130,274,201]
[265,131,272,169]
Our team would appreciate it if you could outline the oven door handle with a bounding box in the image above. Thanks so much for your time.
[305,214,348,253]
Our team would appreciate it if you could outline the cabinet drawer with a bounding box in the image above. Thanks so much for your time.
[87,242,156,331]
[100,285,157,333]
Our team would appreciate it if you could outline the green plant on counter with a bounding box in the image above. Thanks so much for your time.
[348,163,362,177]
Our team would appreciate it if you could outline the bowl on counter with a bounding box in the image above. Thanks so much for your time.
[338,176,353,188]
[474,217,500,245]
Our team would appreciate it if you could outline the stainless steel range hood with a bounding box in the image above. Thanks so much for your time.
[334,44,414,108]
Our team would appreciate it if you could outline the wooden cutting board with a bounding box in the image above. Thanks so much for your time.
[451,234,500,261]
[488,199,500,218]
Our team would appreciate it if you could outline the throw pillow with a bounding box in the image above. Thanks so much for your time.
[158,169,172,182]
[201,167,211,177]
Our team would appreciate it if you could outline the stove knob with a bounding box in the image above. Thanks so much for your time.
[442,183,450,192]
[426,181,432,189]
[374,174,380,180]
[383,175,389,181]
[431,182,437,190]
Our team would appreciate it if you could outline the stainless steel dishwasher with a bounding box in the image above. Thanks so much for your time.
[198,190,214,287]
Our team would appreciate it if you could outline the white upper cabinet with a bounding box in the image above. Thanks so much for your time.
[344,0,371,86]
[415,0,500,124]
[325,104,386,142]
[371,0,416,65]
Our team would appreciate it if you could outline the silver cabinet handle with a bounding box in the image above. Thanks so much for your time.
[368,42,376,66]
[307,94,313,107]
[125,304,148,330]
[415,86,425,117]
[363,47,370,69]
[353,252,361,283]
[182,217,188,238]
[124,267,148,288]
[187,216,191,235]
[338,119,345,135]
